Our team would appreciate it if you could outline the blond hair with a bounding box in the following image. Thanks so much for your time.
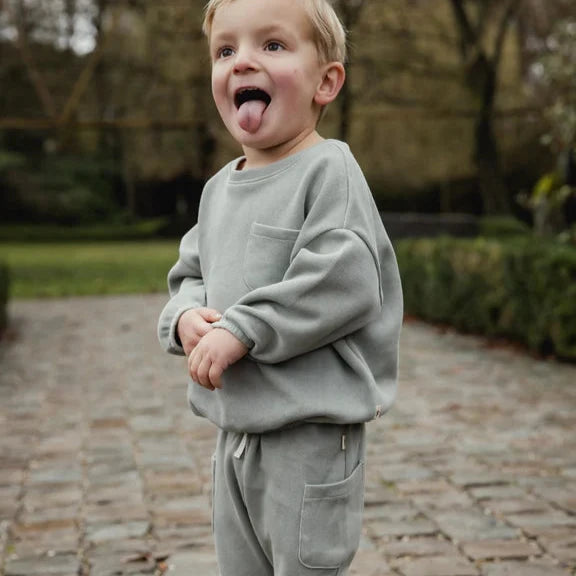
[202,0,347,64]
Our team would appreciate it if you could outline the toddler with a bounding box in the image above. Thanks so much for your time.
[158,0,403,573]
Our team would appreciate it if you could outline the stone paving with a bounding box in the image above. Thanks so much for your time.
[0,294,575,576]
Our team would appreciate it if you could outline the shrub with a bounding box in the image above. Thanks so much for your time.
[0,261,9,337]
[1,150,120,225]
[396,237,576,361]
[478,215,531,238]
[0,219,168,243]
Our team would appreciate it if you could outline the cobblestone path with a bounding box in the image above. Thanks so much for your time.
[0,294,575,576]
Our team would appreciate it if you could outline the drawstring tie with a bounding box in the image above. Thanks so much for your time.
[234,433,249,459]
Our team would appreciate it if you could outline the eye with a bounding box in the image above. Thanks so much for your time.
[265,41,284,52]
[217,46,234,59]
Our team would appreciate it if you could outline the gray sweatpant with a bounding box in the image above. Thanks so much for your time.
[212,423,366,576]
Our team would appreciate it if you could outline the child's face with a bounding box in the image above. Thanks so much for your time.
[209,0,338,164]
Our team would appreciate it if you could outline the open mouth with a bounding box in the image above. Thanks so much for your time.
[234,87,272,134]
[234,88,272,109]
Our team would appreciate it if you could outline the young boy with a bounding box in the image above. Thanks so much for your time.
[157,0,403,574]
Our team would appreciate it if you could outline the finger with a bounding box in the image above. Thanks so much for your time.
[209,363,224,390]
[188,350,200,381]
[189,352,215,391]
[198,308,223,323]
[189,315,215,341]
[210,311,223,322]
[197,355,215,391]
[189,349,206,386]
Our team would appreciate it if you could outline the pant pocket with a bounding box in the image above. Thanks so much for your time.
[298,462,365,570]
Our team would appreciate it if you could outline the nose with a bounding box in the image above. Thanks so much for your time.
[233,46,258,74]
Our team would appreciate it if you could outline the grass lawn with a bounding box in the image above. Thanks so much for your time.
[0,241,180,299]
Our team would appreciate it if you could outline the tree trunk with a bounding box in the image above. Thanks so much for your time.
[338,63,351,143]
[449,0,517,215]
[475,112,510,214]
[335,1,365,143]
[468,55,511,214]
[473,60,511,214]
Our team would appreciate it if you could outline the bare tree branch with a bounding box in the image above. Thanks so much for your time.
[449,0,478,61]
[9,0,57,118]
[333,0,367,141]
[494,0,524,70]
[476,0,494,42]
[64,0,76,51]
[59,39,105,126]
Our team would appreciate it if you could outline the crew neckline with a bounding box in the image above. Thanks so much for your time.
[228,139,342,183]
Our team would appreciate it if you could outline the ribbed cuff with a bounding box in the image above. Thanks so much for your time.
[212,318,255,350]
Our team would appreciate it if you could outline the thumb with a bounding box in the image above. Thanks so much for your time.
[198,308,222,322]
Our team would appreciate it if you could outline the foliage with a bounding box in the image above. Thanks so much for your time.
[532,19,576,150]
[1,149,120,224]
[396,237,576,360]
[477,215,531,238]
[0,149,26,172]
[517,168,575,238]
[524,18,576,238]
[0,241,178,299]
[0,0,549,213]
[558,223,576,245]
[0,219,168,243]
[0,260,9,336]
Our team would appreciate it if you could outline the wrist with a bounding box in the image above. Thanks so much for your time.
[212,318,254,350]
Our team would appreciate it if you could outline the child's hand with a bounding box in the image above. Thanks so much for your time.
[177,308,222,356]
[188,328,248,391]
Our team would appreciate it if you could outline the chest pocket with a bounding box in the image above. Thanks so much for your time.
[243,222,300,290]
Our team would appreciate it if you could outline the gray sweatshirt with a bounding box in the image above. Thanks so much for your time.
[158,139,403,433]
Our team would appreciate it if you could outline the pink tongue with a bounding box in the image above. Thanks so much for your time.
[237,100,267,133]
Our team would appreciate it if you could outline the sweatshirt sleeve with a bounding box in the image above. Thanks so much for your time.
[213,152,387,364]
[213,230,382,363]
[157,225,206,355]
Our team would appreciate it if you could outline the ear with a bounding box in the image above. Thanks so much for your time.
[314,62,346,106]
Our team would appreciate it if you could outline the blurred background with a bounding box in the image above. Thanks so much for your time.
[0,0,575,359]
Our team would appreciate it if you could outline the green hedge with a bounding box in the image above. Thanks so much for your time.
[0,261,8,336]
[477,216,531,239]
[0,219,168,243]
[396,237,576,361]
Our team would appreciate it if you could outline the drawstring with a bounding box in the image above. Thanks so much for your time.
[234,430,347,458]
[234,433,248,459]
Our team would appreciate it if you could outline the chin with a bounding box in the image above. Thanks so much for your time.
[237,131,275,148]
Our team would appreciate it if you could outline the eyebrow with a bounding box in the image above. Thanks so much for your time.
[256,24,294,37]
[211,22,297,44]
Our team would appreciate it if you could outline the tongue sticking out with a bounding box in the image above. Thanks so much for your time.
[237,100,267,133]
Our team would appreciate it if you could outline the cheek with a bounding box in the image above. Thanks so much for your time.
[211,67,227,95]
[274,68,309,101]
[211,77,228,114]
[211,74,222,99]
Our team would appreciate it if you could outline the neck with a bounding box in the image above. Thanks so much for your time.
[240,130,324,170]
